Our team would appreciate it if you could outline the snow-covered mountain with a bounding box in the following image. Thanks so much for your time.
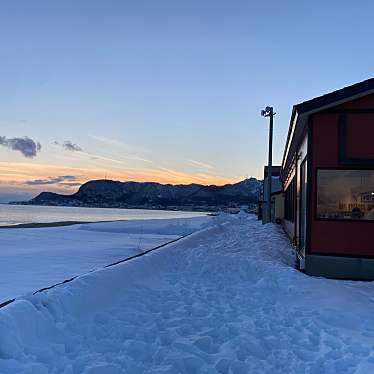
[28,178,261,210]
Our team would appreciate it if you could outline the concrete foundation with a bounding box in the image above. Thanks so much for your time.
[305,254,374,280]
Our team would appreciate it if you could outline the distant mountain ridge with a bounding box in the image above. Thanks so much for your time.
[25,178,261,211]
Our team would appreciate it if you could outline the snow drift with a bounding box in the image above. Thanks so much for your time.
[1,214,374,373]
[0,216,211,302]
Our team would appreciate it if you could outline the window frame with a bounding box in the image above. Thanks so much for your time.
[315,167,374,223]
[338,113,374,166]
[284,177,296,222]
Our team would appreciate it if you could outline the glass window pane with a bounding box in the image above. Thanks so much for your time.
[317,170,374,221]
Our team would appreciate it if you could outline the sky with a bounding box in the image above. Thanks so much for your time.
[0,0,374,202]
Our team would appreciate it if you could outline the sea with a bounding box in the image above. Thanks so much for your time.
[0,204,207,227]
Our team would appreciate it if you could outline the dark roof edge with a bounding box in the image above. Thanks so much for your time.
[281,77,374,180]
[281,106,297,171]
[295,77,374,114]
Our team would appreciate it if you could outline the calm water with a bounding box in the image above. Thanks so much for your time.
[0,204,207,226]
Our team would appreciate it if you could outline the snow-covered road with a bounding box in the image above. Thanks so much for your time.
[1,214,374,373]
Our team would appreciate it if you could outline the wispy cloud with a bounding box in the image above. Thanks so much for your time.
[188,159,215,170]
[25,175,79,186]
[125,155,152,163]
[0,136,41,158]
[81,151,128,166]
[89,135,123,146]
[51,141,128,166]
[0,161,239,199]
[156,167,229,185]
[59,182,82,187]
[89,134,152,163]
[54,140,82,152]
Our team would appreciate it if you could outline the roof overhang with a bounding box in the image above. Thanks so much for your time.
[280,78,374,182]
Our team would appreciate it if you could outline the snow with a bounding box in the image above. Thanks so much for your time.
[2,214,374,373]
[0,216,211,302]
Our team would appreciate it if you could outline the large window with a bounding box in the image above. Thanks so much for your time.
[317,169,374,221]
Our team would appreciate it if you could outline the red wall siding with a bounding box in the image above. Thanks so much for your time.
[346,114,374,159]
[310,96,374,256]
[338,93,374,109]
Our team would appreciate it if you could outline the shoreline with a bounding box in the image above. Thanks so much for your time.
[0,213,212,229]
[0,206,212,229]
[0,221,94,229]
[7,202,215,213]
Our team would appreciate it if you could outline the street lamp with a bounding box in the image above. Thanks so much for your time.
[261,106,275,224]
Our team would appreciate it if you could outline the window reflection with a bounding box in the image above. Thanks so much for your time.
[317,170,374,221]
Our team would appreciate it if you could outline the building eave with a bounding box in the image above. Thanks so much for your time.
[280,78,374,182]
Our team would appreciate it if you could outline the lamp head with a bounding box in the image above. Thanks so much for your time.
[261,106,274,117]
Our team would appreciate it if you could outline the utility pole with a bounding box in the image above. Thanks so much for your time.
[261,106,275,224]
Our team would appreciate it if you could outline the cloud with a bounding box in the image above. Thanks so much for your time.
[0,161,238,196]
[81,151,128,165]
[25,175,79,186]
[63,141,82,152]
[89,135,152,163]
[54,140,82,152]
[89,135,123,146]
[59,182,82,187]
[188,159,214,170]
[126,155,152,163]
[0,136,41,158]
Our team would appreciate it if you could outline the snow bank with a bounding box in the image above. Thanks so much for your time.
[78,216,210,235]
[2,214,374,373]
[0,216,211,302]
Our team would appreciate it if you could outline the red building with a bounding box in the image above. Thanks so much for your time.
[281,78,374,279]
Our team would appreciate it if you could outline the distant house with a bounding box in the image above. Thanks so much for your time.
[258,166,282,224]
[280,78,374,279]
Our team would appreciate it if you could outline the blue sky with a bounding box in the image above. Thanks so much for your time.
[0,0,373,201]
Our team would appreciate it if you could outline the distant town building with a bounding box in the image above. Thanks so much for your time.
[258,166,282,224]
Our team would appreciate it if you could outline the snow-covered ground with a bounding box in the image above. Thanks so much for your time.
[2,214,374,373]
[0,216,211,302]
